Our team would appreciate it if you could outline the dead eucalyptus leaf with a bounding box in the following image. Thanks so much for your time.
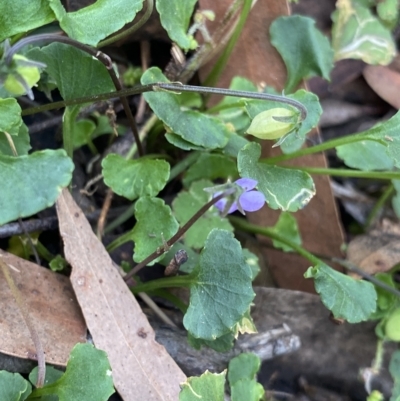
[0,250,86,365]
[347,224,400,276]
[56,189,186,401]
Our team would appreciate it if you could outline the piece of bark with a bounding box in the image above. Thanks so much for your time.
[56,189,186,401]
[0,251,86,366]
[198,0,344,292]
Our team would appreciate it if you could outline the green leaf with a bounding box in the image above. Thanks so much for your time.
[130,197,179,265]
[49,254,69,272]
[332,0,396,65]
[156,0,198,51]
[0,371,31,401]
[187,331,235,352]
[102,154,170,200]
[183,229,255,340]
[228,353,264,401]
[183,153,238,187]
[165,133,207,151]
[0,98,22,135]
[337,140,394,170]
[270,212,301,252]
[48,0,144,46]
[29,365,64,387]
[141,67,229,150]
[270,15,334,93]
[29,43,115,103]
[377,0,399,29]
[31,343,114,401]
[237,142,315,211]
[304,263,377,323]
[389,350,400,401]
[222,131,250,158]
[0,149,74,225]
[245,89,322,153]
[242,248,260,280]
[179,371,226,401]
[385,307,400,341]
[72,119,96,149]
[172,180,233,249]
[0,123,31,156]
[0,1,55,41]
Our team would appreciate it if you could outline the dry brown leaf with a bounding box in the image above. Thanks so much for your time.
[0,250,86,365]
[198,0,344,291]
[364,63,400,109]
[347,221,400,276]
[56,189,186,401]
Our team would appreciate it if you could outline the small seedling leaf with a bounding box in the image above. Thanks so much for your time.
[48,0,144,46]
[0,371,31,401]
[0,1,54,41]
[156,0,198,51]
[238,142,315,211]
[270,15,334,93]
[102,154,170,200]
[183,229,255,340]
[332,0,395,65]
[141,67,229,150]
[172,180,233,249]
[131,197,179,265]
[179,371,226,401]
[304,263,377,323]
[30,343,114,401]
[0,149,74,225]
[270,212,302,252]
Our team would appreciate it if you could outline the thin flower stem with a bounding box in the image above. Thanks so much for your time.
[130,273,198,294]
[0,257,46,387]
[21,82,308,121]
[365,184,395,228]
[286,166,400,180]
[97,0,154,48]
[124,192,228,280]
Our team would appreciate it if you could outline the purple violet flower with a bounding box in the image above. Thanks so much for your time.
[214,178,265,215]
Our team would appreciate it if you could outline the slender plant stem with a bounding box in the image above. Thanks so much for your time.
[169,151,201,182]
[289,166,400,180]
[229,216,321,266]
[130,273,197,294]
[97,0,154,48]
[203,0,252,88]
[0,257,46,387]
[365,184,395,228]
[124,192,229,280]
[21,82,308,121]
[106,230,133,253]
[372,338,385,371]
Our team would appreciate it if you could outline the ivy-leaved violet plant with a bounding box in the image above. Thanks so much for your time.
[1,0,400,399]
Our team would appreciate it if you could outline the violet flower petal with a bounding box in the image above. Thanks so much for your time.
[238,190,265,212]
[235,178,258,191]
[214,197,238,214]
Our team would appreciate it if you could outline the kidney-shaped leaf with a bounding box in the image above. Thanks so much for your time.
[0,371,31,401]
[48,0,144,46]
[141,67,228,150]
[270,15,334,93]
[183,229,255,340]
[180,371,226,401]
[30,343,114,401]
[0,149,74,225]
[102,153,170,200]
[156,0,198,51]
[237,142,315,211]
[131,197,179,265]
[304,263,377,323]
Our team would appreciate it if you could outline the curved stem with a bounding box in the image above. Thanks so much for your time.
[97,0,154,48]
[365,184,395,228]
[22,82,308,121]
[130,273,197,294]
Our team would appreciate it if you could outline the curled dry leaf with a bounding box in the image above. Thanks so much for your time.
[0,250,86,365]
[56,189,186,401]
[364,63,400,109]
[347,221,400,277]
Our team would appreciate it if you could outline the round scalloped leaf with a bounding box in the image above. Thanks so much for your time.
[102,154,170,200]
[0,149,74,225]
[238,142,315,211]
[131,197,179,265]
[48,0,144,46]
[228,353,261,385]
[304,263,377,323]
[141,68,228,150]
[270,15,334,93]
[183,229,255,340]
[180,371,226,401]
[156,0,198,51]
[0,371,32,401]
